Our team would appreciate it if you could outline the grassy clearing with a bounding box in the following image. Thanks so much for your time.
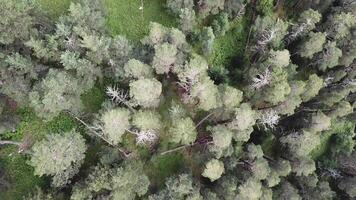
[104,0,176,40]
[0,108,79,199]
[37,0,73,19]
[208,17,249,85]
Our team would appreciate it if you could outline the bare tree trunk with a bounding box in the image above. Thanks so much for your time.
[0,140,21,146]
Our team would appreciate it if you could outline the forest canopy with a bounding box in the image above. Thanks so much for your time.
[0,0,355,199]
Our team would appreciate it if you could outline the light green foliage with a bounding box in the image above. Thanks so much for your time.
[129,78,162,108]
[29,130,86,187]
[228,103,257,142]
[268,49,291,68]
[190,76,220,111]
[338,177,356,198]
[152,43,178,74]
[209,125,233,150]
[198,0,225,18]
[214,175,238,199]
[111,162,150,200]
[307,111,331,132]
[123,59,153,79]
[24,187,54,200]
[301,74,323,102]
[326,12,356,40]
[316,42,342,71]
[100,108,130,145]
[260,187,273,200]
[168,28,187,48]
[179,8,196,33]
[340,39,356,66]
[244,144,264,160]
[144,22,169,46]
[5,53,37,79]
[67,1,106,32]
[0,0,34,44]
[287,9,321,41]
[132,110,162,131]
[70,186,92,200]
[276,81,305,115]
[274,159,292,177]
[202,159,225,181]
[252,16,289,51]
[212,13,230,36]
[60,51,101,90]
[262,66,291,105]
[299,32,326,58]
[274,181,302,200]
[78,33,111,64]
[25,37,59,62]
[150,173,202,200]
[280,130,320,158]
[236,178,263,200]
[176,54,209,84]
[169,117,197,145]
[329,101,352,119]
[251,158,270,180]
[219,84,243,109]
[266,159,291,187]
[1,53,37,105]
[86,165,114,192]
[310,181,335,200]
[166,0,194,15]
[201,27,215,56]
[29,70,83,119]
[318,84,356,107]
[291,156,316,176]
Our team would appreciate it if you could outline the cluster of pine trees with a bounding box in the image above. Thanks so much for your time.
[0,0,355,199]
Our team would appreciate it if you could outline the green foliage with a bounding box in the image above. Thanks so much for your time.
[37,0,72,19]
[315,41,342,71]
[29,130,86,187]
[338,177,356,198]
[212,13,230,36]
[201,27,215,56]
[146,154,185,188]
[257,0,274,15]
